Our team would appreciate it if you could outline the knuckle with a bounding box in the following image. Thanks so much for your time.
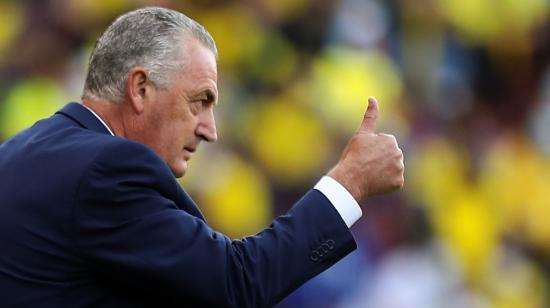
[394,149,403,159]
[394,177,404,188]
[394,160,402,170]
[364,114,378,122]
[386,134,397,142]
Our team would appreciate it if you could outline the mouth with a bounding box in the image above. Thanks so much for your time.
[184,147,196,153]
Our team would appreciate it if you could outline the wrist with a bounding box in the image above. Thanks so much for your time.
[327,165,365,202]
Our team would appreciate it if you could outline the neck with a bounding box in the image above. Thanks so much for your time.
[82,98,128,138]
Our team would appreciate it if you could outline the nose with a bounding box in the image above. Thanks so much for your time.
[196,109,217,142]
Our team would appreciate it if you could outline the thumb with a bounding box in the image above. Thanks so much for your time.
[360,96,379,133]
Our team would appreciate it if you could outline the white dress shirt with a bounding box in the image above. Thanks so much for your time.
[83,105,362,228]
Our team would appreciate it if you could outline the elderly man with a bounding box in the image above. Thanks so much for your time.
[0,7,403,308]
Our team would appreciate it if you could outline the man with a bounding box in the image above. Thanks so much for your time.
[0,7,404,308]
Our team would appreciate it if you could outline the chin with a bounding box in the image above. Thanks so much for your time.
[170,161,188,178]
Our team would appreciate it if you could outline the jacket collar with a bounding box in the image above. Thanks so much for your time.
[56,102,111,135]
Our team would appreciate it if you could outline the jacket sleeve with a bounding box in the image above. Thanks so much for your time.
[73,141,357,308]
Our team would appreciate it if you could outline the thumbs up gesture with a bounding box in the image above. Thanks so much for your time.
[327,97,404,201]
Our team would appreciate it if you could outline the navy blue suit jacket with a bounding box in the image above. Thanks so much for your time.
[0,103,356,307]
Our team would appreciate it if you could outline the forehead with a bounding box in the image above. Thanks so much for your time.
[171,36,218,102]
[179,36,217,81]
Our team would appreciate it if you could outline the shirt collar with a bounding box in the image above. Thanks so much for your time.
[82,105,115,136]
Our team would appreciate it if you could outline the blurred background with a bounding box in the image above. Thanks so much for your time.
[1,0,550,307]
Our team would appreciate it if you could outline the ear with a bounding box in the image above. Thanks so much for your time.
[126,67,154,114]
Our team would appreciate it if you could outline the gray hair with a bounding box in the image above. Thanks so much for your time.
[82,7,217,102]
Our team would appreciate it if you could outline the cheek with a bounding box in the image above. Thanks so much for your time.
[168,121,195,150]
[179,119,198,137]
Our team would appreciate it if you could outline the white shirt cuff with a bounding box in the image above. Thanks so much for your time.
[314,176,362,228]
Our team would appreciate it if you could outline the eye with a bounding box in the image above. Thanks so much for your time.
[190,90,216,114]
[199,98,214,109]
[189,100,203,115]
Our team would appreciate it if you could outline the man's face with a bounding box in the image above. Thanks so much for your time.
[140,37,218,178]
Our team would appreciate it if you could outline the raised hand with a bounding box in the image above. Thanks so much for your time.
[327,97,404,202]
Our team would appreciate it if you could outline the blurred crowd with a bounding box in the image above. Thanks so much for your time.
[1,0,550,307]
